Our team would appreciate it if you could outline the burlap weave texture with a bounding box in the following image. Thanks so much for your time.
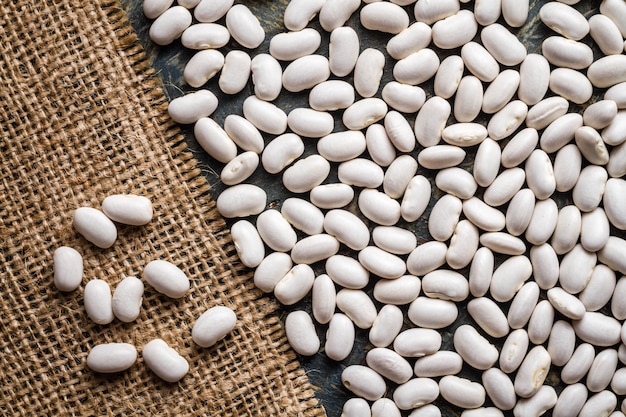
[0,0,324,415]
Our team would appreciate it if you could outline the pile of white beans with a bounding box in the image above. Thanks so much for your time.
[145,0,626,415]
[54,194,237,382]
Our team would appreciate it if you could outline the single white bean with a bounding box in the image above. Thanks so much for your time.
[441,122,488,147]
[514,346,552,398]
[318,0,360,32]
[261,133,304,174]
[393,48,440,86]
[87,343,137,373]
[481,23,527,66]
[243,96,287,135]
[343,98,388,131]
[414,351,463,378]
[291,234,339,265]
[366,347,413,384]
[369,305,404,348]
[168,90,218,124]
[530,243,559,290]
[578,390,618,417]
[439,375,486,409]
[220,151,259,186]
[181,23,230,50]
[508,281,540,330]
[428,194,462,241]
[282,154,330,193]
[580,264,616,312]
[324,209,370,251]
[393,378,439,410]
[142,339,188,382]
[358,188,401,226]
[312,274,336,325]
[482,368,516,410]
[329,26,360,77]
[584,99,618,130]
[408,296,458,329]
[587,349,618,392]
[285,310,320,356]
[501,0,528,27]
[194,0,232,22]
[588,55,626,88]
[501,128,539,168]
[407,241,448,276]
[554,144,583,193]
[225,4,264,49]
[341,398,370,417]
[310,183,354,210]
[590,13,624,56]
[432,10,478,49]
[360,2,409,34]
[230,220,265,268]
[482,69,520,114]
[354,48,385,98]
[325,313,354,361]
[547,286,586,320]
[487,100,528,141]
[413,0,460,24]
[513,385,557,417]
[455,75,483,122]
[401,175,431,222]
[274,264,315,305]
[500,329,530,373]
[53,246,83,292]
[143,0,173,19]
[385,111,417,153]
[184,49,224,88]
[518,53,551,106]
[269,28,321,61]
[414,96,451,147]
[256,209,297,252]
[309,80,355,111]
[73,207,117,249]
[283,0,324,31]
[112,276,143,323]
[326,255,369,289]
[223,114,263,154]
[525,198,558,245]
[250,54,282,101]
[573,311,622,347]
[505,188,535,237]
[84,279,114,325]
[446,219,479,269]
[490,255,532,302]
[216,184,266,218]
[474,138,502,187]
[467,297,509,338]
[434,55,464,99]
[374,275,421,305]
[549,68,593,104]
[192,305,236,348]
[542,36,593,69]
[547,320,576,367]
[461,41,499,82]
[336,289,377,329]
[143,260,190,299]
[149,6,191,45]
[484,168,526,206]
[469,247,494,298]
[387,22,432,61]
[253,252,292,293]
[454,324,499,370]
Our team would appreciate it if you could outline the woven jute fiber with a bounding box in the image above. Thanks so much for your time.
[0,0,325,415]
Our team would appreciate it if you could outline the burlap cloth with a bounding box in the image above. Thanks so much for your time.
[0,0,325,415]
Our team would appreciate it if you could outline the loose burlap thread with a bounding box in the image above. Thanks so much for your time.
[0,0,325,415]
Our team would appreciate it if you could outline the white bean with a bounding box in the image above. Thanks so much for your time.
[434,55,464,99]
[336,289,377,329]
[360,2,409,34]
[422,269,469,302]
[250,54,282,101]
[256,209,297,252]
[540,112,583,154]
[393,378,439,410]
[480,232,526,255]
[490,255,532,302]
[501,128,538,168]
[394,328,441,358]
[481,23,526,66]
[505,188,535,237]
[431,10,478,49]
[87,343,137,373]
[274,264,315,305]
[283,0,324,31]
[530,243,559,290]
[220,151,259,186]
[581,207,610,252]
[455,75,483,122]
[84,279,114,324]
[374,275,421,305]
[573,165,608,212]
[508,281,539,330]
[408,296,458,329]
[401,175,431,222]
[484,168,526,206]
[542,36,593,69]
[500,329,530,373]
[318,130,364,159]
[588,55,626,89]
[393,49,440,86]
[590,13,624,56]
[371,398,401,417]
[143,260,190,299]
[467,297,509,338]
[573,311,622,347]
[580,264,616,312]
[587,349,618,392]
[310,183,354,209]
[482,69,520,114]
[73,207,117,249]
[525,198,558,245]
[309,80,355,111]
[326,255,369,289]
[518,54,551,106]
[469,247,494,297]
[253,252,292,293]
[261,133,304,174]
[168,90,218,124]
[142,339,188,382]
[413,0,460,24]
[428,194,462,241]
[324,209,370,251]
[561,343,596,384]
[243,96,287,135]
[475,0,501,25]
[369,305,404,348]
[526,96,569,130]
[440,375,486,409]
[112,276,143,323]
[482,368,516,410]
[291,234,339,265]
[225,4,264,49]
[181,23,230,50]
[312,274,336,325]
[554,144,582,193]
[385,111,417,153]
[514,346,551,398]
[184,49,224,88]
[341,398,370,417]
[149,6,191,45]
[366,124,396,167]
[441,123,488,147]
[282,55,330,92]
[217,184,266,218]
[53,246,83,292]
[461,42,499,82]
[354,48,385,98]
[269,28,321,61]
[414,96,451,147]
[549,68,593,104]
[325,313,354,361]
[285,310,320,356]
[329,27,359,77]
[282,154,330,193]
[501,0,528,27]
[547,286,586,320]
[454,324,499,370]
[414,351,463,377]
[280,198,324,236]
[192,306,236,348]
[603,110,626,146]
[487,100,528,141]
[318,0,360,32]
[513,385,557,417]
[560,381,590,410]
[143,0,173,19]
[382,82,426,114]
[446,219,479,269]
[288,108,334,138]
[547,320,576,366]
[230,220,265,268]
[223,114,263,154]
[473,138,502,187]
[343,98,388,130]
[540,2,588,39]
[584,100,618,130]
[435,168,477,200]
[366,347,413,384]
[578,391,618,417]
[194,0,232,22]
[387,22,432,60]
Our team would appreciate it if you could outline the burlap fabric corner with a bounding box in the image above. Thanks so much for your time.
[0,0,324,415]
